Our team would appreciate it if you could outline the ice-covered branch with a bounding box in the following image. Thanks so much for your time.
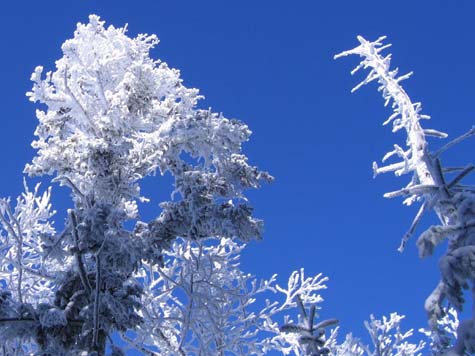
[335,36,443,193]
[337,36,475,354]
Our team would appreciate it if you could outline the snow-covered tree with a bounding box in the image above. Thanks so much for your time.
[0,14,294,354]
[0,14,355,356]
[336,35,475,355]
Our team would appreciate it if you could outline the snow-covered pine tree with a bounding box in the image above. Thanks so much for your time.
[336,35,475,355]
[0,14,304,354]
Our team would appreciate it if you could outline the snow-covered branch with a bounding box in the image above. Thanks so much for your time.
[337,36,475,355]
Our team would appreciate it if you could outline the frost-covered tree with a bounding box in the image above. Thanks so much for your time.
[336,36,475,355]
[0,14,312,355]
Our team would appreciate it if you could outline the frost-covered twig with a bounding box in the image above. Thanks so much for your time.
[364,313,425,356]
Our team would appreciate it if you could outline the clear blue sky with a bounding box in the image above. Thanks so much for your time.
[1,0,474,350]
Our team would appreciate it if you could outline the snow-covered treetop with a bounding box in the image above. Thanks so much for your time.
[26,15,271,219]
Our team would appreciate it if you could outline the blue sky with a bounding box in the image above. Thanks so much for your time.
[1,0,475,351]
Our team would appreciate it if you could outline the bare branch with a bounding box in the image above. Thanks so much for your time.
[92,254,101,349]
[435,126,475,157]
[69,210,92,295]
[383,184,438,199]
[447,165,475,189]
[398,202,428,253]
